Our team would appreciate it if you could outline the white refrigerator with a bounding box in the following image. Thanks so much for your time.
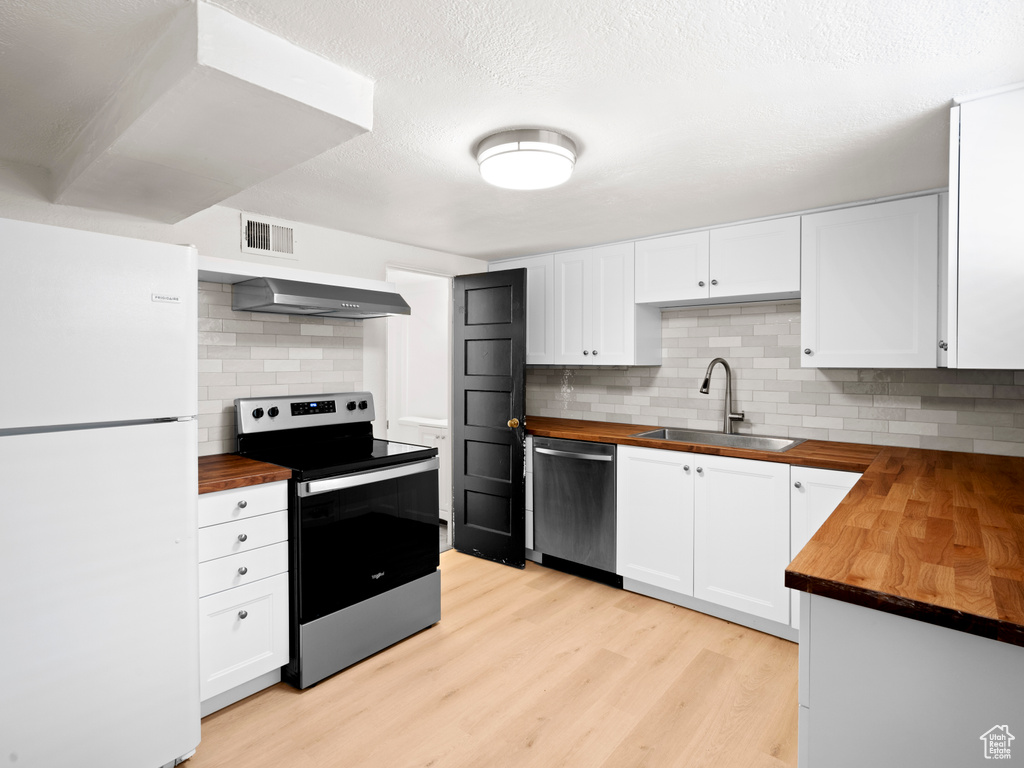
[0,218,201,767]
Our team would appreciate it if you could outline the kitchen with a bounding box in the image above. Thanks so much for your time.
[2,1,1024,767]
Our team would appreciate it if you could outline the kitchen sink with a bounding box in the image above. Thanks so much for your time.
[630,428,806,453]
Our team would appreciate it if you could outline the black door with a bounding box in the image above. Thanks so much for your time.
[452,269,526,568]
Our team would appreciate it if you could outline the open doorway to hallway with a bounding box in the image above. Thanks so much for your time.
[385,268,453,550]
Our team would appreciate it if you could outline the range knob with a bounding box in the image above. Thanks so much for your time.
[268,406,279,418]
[358,400,368,410]
[346,401,357,411]
[252,407,264,419]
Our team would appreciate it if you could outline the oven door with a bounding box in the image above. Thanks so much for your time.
[294,457,439,624]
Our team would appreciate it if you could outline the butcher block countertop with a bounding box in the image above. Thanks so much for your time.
[787,447,1024,647]
[198,454,291,494]
[526,417,1024,647]
[525,416,881,472]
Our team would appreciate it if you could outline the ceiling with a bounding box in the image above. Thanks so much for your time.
[1,0,1022,260]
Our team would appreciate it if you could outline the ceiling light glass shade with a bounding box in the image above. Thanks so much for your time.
[476,129,577,190]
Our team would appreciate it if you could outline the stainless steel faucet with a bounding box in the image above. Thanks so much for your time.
[699,357,745,434]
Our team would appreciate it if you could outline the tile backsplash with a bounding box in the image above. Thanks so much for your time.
[526,301,1024,458]
[198,282,363,455]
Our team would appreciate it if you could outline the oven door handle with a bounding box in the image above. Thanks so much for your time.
[299,457,439,497]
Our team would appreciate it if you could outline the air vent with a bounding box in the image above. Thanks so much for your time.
[240,212,296,259]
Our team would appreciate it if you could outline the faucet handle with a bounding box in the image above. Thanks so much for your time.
[729,411,745,422]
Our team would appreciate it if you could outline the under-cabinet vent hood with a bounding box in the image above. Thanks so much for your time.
[232,277,410,319]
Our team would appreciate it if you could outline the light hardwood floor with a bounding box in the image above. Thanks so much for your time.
[189,551,798,768]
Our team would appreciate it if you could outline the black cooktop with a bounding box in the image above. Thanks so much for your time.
[238,422,438,481]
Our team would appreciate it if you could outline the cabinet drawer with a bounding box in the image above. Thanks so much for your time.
[198,482,287,528]
[198,510,288,563]
[198,542,288,598]
[199,573,289,702]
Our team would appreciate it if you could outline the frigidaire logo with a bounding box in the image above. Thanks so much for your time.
[371,572,385,580]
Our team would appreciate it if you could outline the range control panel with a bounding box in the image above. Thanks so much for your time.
[235,392,375,434]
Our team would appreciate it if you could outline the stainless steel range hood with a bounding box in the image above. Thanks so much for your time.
[232,277,411,319]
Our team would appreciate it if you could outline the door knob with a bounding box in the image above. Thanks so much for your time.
[507,418,520,429]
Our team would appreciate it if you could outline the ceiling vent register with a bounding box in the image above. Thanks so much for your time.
[241,213,296,258]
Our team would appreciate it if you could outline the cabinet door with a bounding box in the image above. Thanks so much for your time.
[199,573,289,702]
[801,196,938,368]
[616,446,695,595]
[489,254,555,364]
[789,466,861,629]
[589,242,635,364]
[709,216,800,300]
[635,231,710,304]
[693,455,791,623]
[553,250,589,365]
[956,87,1024,369]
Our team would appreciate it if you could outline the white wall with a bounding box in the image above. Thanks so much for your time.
[0,158,489,444]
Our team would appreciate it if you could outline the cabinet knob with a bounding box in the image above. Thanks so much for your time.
[794,481,802,489]
[583,350,589,355]
[592,350,598,356]
[238,610,248,620]
[698,280,705,287]
[238,500,247,508]
[939,340,948,351]
[711,279,718,286]
[238,566,248,575]
[237,533,248,542]
[696,467,704,474]
[804,348,813,355]
[683,465,690,471]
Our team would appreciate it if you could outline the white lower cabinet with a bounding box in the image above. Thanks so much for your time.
[789,466,861,630]
[197,482,289,715]
[693,454,791,624]
[199,573,289,702]
[616,445,694,595]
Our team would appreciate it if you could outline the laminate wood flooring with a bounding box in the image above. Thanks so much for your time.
[189,551,798,768]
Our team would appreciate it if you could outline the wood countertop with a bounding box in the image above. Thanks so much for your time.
[786,447,1024,647]
[525,416,881,472]
[198,454,291,494]
[526,416,1024,646]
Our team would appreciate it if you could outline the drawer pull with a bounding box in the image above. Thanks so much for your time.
[238,566,248,576]
[238,500,247,508]
[238,610,248,620]
[237,533,248,542]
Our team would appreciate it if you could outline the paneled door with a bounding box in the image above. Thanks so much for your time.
[452,270,527,568]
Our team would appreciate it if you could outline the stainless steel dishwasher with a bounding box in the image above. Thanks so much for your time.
[532,436,618,584]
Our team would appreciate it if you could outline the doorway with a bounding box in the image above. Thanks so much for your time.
[385,268,453,544]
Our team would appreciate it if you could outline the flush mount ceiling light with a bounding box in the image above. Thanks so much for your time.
[476,129,577,190]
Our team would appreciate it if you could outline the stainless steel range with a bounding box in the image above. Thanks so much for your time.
[234,392,440,689]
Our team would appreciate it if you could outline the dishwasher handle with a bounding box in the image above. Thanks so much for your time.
[535,447,614,462]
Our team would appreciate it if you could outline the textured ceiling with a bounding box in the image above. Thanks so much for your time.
[1,0,1023,259]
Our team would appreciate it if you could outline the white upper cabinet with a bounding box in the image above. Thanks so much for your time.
[488,254,555,364]
[951,86,1024,370]
[635,231,710,304]
[709,217,801,300]
[635,216,800,306]
[554,243,661,366]
[800,195,939,368]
